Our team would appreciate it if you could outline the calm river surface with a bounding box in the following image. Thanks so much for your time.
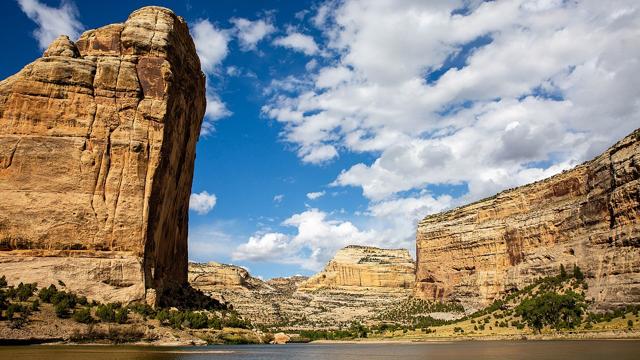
[1,341,639,360]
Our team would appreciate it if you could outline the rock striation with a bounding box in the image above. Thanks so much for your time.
[299,245,415,290]
[415,129,640,311]
[0,6,205,305]
[190,246,416,326]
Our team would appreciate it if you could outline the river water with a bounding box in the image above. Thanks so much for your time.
[1,341,639,360]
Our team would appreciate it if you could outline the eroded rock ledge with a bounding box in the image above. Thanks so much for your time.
[415,129,640,311]
[0,6,205,305]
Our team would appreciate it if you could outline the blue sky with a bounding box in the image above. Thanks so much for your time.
[3,0,639,279]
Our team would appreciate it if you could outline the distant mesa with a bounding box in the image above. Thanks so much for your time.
[0,6,206,306]
[298,245,415,290]
[415,128,640,311]
[189,245,416,326]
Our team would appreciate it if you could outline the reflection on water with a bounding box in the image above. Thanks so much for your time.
[2,341,640,360]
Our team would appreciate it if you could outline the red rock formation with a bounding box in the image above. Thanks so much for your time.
[415,129,640,310]
[0,6,205,305]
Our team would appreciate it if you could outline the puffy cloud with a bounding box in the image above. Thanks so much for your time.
[233,209,377,270]
[189,191,217,215]
[231,17,275,50]
[191,19,233,134]
[315,66,352,89]
[264,0,640,203]
[17,0,84,49]
[233,232,294,263]
[306,191,326,200]
[192,19,230,73]
[273,194,285,203]
[233,193,451,270]
[273,32,319,55]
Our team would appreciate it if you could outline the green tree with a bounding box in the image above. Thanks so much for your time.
[54,299,72,318]
[115,308,129,324]
[560,264,567,279]
[573,264,584,281]
[515,290,585,333]
[95,304,117,322]
[72,307,94,324]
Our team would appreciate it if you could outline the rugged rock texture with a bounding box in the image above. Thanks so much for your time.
[189,262,291,324]
[415,129,640,311]
[190,246,416,327]
[0,6,205,304]
[299,245,415,290]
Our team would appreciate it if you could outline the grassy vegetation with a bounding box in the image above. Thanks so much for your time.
[0,275,254,344]
[360,265,640,340]
[377,298,464,324]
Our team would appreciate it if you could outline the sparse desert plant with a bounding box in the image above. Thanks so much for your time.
[72,307,94,324]
[115,308,129,324]
[95,303,117,322]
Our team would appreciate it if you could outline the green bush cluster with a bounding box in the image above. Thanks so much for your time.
[586,305,640,324]
[515,290,586,332]
[38,284,87,318]
[72,307,94,324]
[154,309,245,330]
[377,298,464,324]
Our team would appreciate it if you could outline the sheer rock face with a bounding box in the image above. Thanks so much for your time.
[299,245,416,290]
[0,7,205,305]
[415,129,640,311]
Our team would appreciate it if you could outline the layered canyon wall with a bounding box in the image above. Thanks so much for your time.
[415,129,640,310]
[299,245,415,290]
[190,246,416,326]
[0,6,205,305]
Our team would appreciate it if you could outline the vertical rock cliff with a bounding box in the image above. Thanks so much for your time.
[415,129,640,310]
[0,7,205,304]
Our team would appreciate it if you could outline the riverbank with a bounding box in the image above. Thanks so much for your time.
[312,330,640,344]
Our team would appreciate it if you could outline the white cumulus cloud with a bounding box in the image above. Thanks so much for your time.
[191,19,233,134]
[264,0,640,203]
[17,0,84,50]
[233,192,451,270]
[273,32,319,55]
[189,191,217,215]
[306,191,326,200]
[231,17,275,51]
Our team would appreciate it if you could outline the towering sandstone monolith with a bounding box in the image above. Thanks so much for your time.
[0,7,205,305]
[415,129,640,311]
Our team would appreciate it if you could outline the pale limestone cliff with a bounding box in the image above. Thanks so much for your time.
[299,245,415,290]
[0,6,205,305]
[415,129,640,311]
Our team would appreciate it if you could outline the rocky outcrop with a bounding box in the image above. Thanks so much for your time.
[415,129,640,311]
[190,246,416,327]
[299,245,415,290]
[189,262,261,289]
[189,262,290,324]
[0,7,205,305]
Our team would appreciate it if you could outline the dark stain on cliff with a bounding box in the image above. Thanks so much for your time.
[504,228,525,266]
